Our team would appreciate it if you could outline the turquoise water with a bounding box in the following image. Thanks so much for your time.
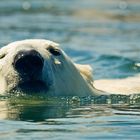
[0,0,140,139]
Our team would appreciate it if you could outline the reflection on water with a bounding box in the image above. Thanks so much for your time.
[0,0,140,139]
[1,95,140,140]
[1,94,140,121]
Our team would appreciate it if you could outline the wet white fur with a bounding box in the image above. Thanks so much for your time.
[0,39,98,96]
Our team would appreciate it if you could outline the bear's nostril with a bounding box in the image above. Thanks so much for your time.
[13,50,44,76]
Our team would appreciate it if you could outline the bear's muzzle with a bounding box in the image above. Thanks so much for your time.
[13,50,44,78]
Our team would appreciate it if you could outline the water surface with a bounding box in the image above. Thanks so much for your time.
[0,0,140,139]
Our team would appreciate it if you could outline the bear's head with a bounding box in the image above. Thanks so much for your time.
[0,39,97,96]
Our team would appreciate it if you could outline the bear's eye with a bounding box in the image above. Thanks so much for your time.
[0,53,6,59]
[47,47,61,56]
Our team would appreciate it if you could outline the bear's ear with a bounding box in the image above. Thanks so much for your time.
[75,64,94,85]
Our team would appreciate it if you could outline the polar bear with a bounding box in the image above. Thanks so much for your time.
[0,39,140,96]
[0,39,100,96]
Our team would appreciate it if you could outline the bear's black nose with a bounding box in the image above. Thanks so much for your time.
[13,50,44,77]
